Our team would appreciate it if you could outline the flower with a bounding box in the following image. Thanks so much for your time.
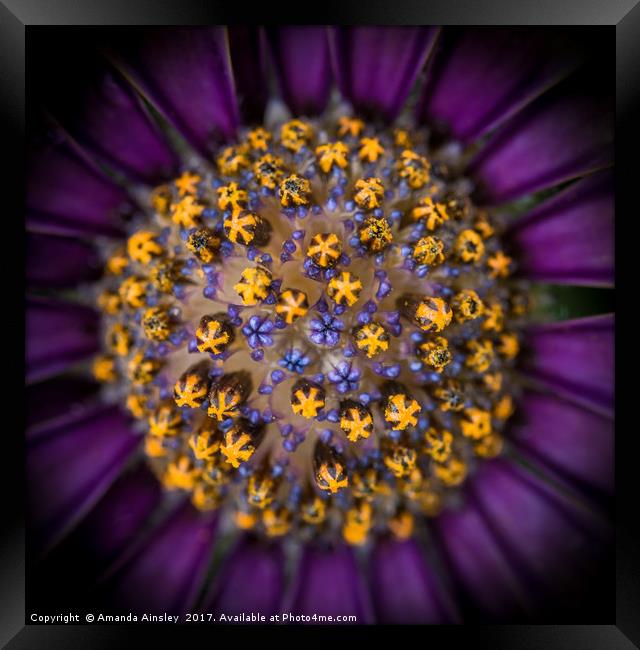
[26,26,613,623]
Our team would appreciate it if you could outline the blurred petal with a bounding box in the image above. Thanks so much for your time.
[27,132,129,238]
[433,498,529,620]
[75,464,161,567]
[369,537,456,623]
[470,460,612,598]
[289,545,374,623]
[27,405,138,553]
[27,232,101,288]
[26,297,99,383]
[419,28,582,143]
[330,27,437,121]
[112,27,239,156]
[510,391,613,496]
[228,27,268,122]
[26,376,101,434]
[107,502,218,615]
[267,27,332,116]
[62,63,179,183]
[205,536,284,617]
[523,314,614,417]
[508,170,613,286]
[471,74,613,204]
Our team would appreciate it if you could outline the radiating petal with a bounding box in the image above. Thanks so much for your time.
[470,74,613,204]
[27,405,138,553]
[266,27,332,116]
[26,297,99,383]
[106,502,218,615]
[59,62,179,183]
[508,170,613,286]
[27,131,130,237]
[289,545,374,623]
[509,391,613,496]
[523,314,614,417]
[369,537,457,623]
[228,27,268,122]
[432,498,529,620]
[26,376,101,434]
[27,232,101,288]
[112,27,239,156]
[330,27,438,121]
[469,460,612,599]
[74,463,162,567]
[205,536,284,617]
[419,28,582,143]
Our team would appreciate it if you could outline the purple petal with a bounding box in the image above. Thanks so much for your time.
[27,405,139,553]
[26,377,101,434]
[469,459,612,597]
[112,27,239,155]
[330,27,438,121]
[228,27,268,121]
[62,63,179,183]
[433,497,529,620]
[509,391,613,496]
[508,170,613,286]
[369,537,457,623]
[288,545,374,623]
[107,502,218,614]
[26,297,99,383]
[27,131,129,237]
[267,27,332,116]
[419,28,582,143]
[470,75,613,204]
[205,536,284,617]
[523,314,614,417]
[27,232,101,288]
[74,463,162,567]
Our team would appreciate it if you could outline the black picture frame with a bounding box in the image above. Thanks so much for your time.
[5,0,634,645]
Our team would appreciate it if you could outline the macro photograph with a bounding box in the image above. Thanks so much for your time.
[3,0,636,645]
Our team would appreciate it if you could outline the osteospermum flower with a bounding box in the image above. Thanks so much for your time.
[27,26,614,623]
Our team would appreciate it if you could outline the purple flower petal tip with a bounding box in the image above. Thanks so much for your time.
[331,27,438,121]
[267,27,333,116]
[113,27,239,155]
[419,28,583,143]
[27,406,139,553]
[524,313,614,417]
[508,170,613,287]
[288,545,374,623]
[26,297,100,383]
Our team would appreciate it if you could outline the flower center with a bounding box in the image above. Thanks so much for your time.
[92,114,526,544]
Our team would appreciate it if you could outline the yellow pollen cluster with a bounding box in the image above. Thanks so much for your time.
[279,174,311,207]
[234,267,272,305]
[412,236,445,265]
[412,196,450,230]
[353,322,389,358]
[337,116,364,138]
[398,150,430,188]
[353,177,384,209]
[276,289,309,324]
[359,137,385,163]
[327,271,363,307]
[414,297,453,332]
[315,141,349,173]
[359,215,393,253]
[384,393,421,430]
[280,119,313,152]
[171,195,204,229]
[306,232,342,268]
[291,382,326,419]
